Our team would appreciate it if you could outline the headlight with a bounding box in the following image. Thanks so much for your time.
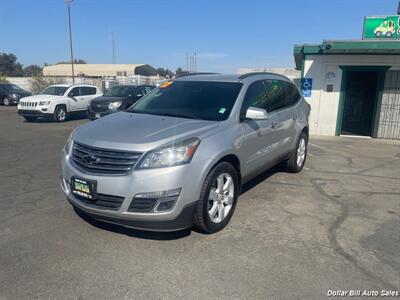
[11,93,19,99]
[109,101,122,109]
[39,100,51,106]
[64,133,74,155]
[138,137,200,169]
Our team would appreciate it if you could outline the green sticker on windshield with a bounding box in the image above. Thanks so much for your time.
[219,108,226,114]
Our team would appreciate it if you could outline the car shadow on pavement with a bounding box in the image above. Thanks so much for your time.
[241,165,282,195]
[73,207,192,240]
[72,165,283,240]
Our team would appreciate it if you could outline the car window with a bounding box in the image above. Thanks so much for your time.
[263,80,287,113]
[129,81,243,121]
[144,86,153,94]
[240,81,268,118]
[264,80,300,112]
[69,87,81,97]
[284,82,301,107]
[135,87,145,97]
[84,87,97,95]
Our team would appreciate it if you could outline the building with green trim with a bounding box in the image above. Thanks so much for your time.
[294,40,400,139]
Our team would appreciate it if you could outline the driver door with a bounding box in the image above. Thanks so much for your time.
[68,87,84,111]
[237,80,281,178]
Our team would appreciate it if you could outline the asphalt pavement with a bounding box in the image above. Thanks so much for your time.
[0,106,399,299]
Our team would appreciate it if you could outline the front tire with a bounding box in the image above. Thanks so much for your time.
[53,105,67,122]
[194,162,239,234]
[285,132,308,173]
[3,97,11,106]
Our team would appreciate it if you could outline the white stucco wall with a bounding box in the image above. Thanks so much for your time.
[303,54,400,136]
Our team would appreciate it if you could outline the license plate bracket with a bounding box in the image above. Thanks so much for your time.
[71,177,97,200]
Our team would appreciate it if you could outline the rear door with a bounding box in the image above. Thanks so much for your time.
[265,80,300,155]
[238,80,281,177]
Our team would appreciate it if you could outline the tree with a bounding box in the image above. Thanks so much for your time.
[0,53,23,76]
[0,74,8,83]
[23,65,42,77]
[175,67,189,77]
[156,68,174,78]
[55,59,87,65]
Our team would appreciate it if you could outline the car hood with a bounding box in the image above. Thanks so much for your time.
[91,96,126,103]
[19,94,63,102]
[73,112,220,152]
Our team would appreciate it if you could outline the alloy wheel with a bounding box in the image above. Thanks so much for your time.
[208,173,234,223]
[296,137,306,167]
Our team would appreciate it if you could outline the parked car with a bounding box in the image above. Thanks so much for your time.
[18,84,102,122]
[60,73,310,233]
[0,83,31,106]
[87,85,155,120]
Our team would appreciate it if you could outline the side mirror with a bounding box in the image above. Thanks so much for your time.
[68,92,75,98]
[245,106,268,120]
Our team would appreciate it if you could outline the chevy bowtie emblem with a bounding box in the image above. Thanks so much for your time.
[81,154,100,164]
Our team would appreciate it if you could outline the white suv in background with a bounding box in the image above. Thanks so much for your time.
[18,84,102,122]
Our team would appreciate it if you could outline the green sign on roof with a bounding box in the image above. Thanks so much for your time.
[363,16,400,39]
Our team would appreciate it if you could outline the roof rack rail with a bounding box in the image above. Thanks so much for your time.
[238,72,289,80]
[175,72,220,78]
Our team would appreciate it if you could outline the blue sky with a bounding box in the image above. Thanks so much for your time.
[1,0,399,73]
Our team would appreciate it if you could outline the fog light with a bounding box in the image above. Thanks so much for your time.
[42,108,47,111]
[129,188,181,213]
[154,199,176,212]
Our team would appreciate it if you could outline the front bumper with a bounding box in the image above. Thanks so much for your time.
[18,109,52,118]
[87,107,121,119]
[60,150,209,231]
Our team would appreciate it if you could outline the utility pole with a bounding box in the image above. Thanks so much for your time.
[186,52,189,72]
[194,52,197,72]
[112,32,116,64]
[65,0,75,83]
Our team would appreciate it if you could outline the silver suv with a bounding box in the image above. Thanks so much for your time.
[60,73,310,233]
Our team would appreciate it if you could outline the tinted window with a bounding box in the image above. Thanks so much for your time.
[284,82,301,107]
[144,86,153,94]
[241,81,268,118]
[69,87,81,97]
[105,86,136,97]
[129,81,242,121]
[85,87,97,95]
[263,80,287,112]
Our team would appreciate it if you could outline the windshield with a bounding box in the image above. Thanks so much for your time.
[40,86,68,96]
[128,81,242,121]
[105,86,136,97]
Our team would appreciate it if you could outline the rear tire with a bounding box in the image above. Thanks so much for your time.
[23,116,37,122]
[285,132,308,173]
[194,162,239,234]
[53,105,67,122]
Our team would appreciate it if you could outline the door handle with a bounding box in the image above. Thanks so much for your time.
[271,121,279,129]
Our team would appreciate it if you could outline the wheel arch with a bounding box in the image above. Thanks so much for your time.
[208,154,242,187]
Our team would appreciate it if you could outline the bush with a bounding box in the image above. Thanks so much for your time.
[0,74,8,83]
[30,76,67,94]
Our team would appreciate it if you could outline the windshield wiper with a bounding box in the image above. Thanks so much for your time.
[130,110,202,120]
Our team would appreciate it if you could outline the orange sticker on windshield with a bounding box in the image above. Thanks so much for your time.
[159,81,173,88]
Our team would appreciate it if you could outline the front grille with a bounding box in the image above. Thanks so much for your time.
[74,193,124,210]
[90,102,109,113]
[20,101,37,107]
[71,142,142,175]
